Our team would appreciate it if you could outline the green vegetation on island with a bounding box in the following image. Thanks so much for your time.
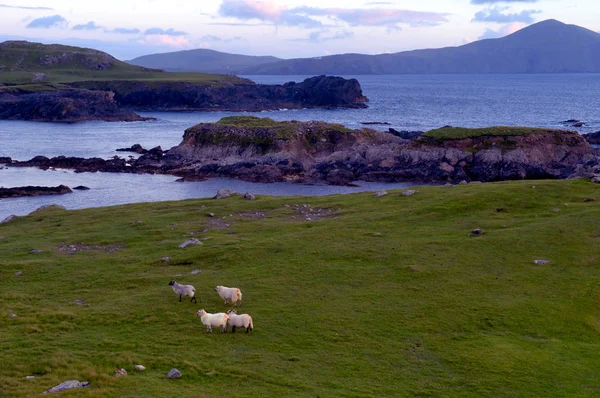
[2,179,600,396]
[422,126,566,140]
[0,41,250,92]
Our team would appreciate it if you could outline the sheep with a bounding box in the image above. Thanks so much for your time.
[196,309,228,333]
[227,309,253,333]
[168,280,197,303]
[215,285,243,306]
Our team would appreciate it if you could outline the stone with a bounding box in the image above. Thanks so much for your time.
[74,300,85,305]
[214,189,233,199]
[29,204,66,215]
[72,185,90,190]
[471,228,484,236]
[373,191,388,198]
[167,368,182,379]
[592,176,600,184]
[161,256,171,262]
[9,313,16,318]
[190,269,201,275]
[179,239,203,249]
[243,192,256,200]
[25,375,36,379]
[469,181,482,184]
[402,190,417,196]
[459,180,468,185]
[208,213,215,217]
[15,271,22,276]
[30,250,43,254]
[1,215,17,224]
[134,365,145,371]
[114,368,127,377]
[534,260,550,265]
[553,208,560,213]
[444,183,454,187]
[42,380,90,394]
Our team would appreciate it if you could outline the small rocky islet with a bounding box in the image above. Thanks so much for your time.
[4,117,600,190]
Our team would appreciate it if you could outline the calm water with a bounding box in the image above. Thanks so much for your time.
[1,74,599,218]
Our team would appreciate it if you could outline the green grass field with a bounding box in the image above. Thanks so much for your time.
[1,179,600,396]
[423,126,566,140]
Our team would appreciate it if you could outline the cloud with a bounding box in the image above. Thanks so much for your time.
[139,35,191,48]
[105,27,141,34]
[199,35,245,44]
[144,27,187,36]
[478,22,525,39]
[291,6,450,28]
[291,30,354,43]
[72,21,103,31]
[472,7,540,23]
[0,3,53,10]
[219,0,322,28]
[471,0,538,3]
[218,0,449,29]
[26,15,68,29]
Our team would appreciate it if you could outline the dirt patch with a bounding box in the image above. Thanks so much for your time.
[58,242,124,254]
[238,211,267,218]
[288,204,337,221]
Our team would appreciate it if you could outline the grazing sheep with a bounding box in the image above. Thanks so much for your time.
[196,309,228,333]
[169,280,197,303]
[215,285,243,306]
[227,309,253,333]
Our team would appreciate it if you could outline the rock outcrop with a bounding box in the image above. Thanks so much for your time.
[7,119,598,184]
[70,75,368,112]
[0,185,72,198]
[0,90,151,122]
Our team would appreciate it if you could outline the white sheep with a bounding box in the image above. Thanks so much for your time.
[215,285,243,306]
[168,280,197,303]
[196,309,228,333]
[227,309,254,333]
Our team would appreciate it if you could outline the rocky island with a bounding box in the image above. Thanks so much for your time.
[7,117,600,185]
[0,41,367,122]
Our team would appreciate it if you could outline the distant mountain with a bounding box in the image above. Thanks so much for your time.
[128,49,282,74]
[241,19,600,74]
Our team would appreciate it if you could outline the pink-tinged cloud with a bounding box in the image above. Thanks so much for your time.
[140,35,191,48]
[218,1,448,29]
[478,22,526,40]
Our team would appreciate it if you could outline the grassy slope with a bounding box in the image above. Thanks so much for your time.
[1,179,600,396]
[423,126,566,140]
[0,42,249,90]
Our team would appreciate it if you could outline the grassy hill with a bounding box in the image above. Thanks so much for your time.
[242,19,600,74]
[128,48,281,74]
[0,41,250,91]
[2,179,600,396]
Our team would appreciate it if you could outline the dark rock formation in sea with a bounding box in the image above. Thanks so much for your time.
[584,131,600,145]
[0,185,72,198]
[8,118,598,185]
[0,90,151,122]
[70,75,368,112]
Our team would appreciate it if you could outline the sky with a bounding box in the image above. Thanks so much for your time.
[0,0,598,60]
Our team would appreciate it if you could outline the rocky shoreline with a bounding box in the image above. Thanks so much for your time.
[0,185,72,199]
[0,75,368,122]
[4,118,600,186]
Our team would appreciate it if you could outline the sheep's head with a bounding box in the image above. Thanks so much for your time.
[196,309,205,317]
[168,280,175,286]
[227,309,237,315]
[214,286,221,292]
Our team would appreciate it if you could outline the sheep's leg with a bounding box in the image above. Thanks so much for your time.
[179,294,182,302]
[191,296,197,304]
[232,326,236,333]
[207,326,212,334]
[221,325,226,333]
[245,326,250,334]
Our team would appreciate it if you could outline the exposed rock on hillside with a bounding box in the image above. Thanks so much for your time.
[70,75,368,112]
[0,90,151,122]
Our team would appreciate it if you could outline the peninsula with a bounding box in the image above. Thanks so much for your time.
[0,41,367,122]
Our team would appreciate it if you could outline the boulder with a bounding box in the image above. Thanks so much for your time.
[29,204,67,214]
[73,185,90,190]
[402,190,417,196]
[534,260,550,265]
[1,215,16,224]
[134,365,146,371]
[0,186,71,199]
[43,380,90,394]
[114,368,127,377]
[243,192,256,200]
[214,189,233,199]
[179,239,202,249]
[167,368,182,379]
[374,191,388,198]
